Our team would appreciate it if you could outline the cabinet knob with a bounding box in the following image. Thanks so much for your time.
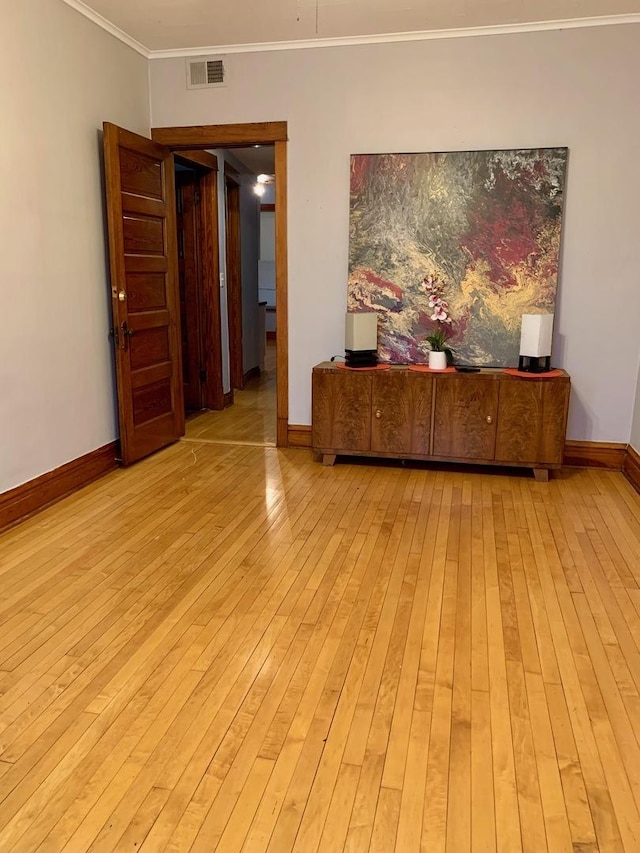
[375,410,382,419]
[486,415,493,424]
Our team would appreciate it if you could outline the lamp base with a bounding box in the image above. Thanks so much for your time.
[345,349,378,368]
[518,355,551,373]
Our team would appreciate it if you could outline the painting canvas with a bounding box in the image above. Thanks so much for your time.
[348,148,568,366]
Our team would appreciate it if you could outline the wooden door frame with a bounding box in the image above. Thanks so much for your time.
[151,122,289,447]
[224,165,244,393]
[173,152,224,411]
[175,168,204,411]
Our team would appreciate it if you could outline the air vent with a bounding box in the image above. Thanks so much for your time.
[186,57,227,90]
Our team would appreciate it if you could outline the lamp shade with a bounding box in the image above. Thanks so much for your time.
[519,313,554,358]
[345,312,377,352]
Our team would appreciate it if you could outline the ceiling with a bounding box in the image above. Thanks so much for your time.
[225,146,275,176]
[68,0,640,53]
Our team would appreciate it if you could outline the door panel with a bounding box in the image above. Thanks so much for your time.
[103,122,184,465]
[126,273,167,312]
[495,378,569,464]
[133,380,173,425]
[119,148,163,198]
[371,371,432,455]
[122,216,165,254]
[432,375,498,460]
[312,370,372,453]
[175,170,204,411]
[199,170,224,411]
[129,327,170,371]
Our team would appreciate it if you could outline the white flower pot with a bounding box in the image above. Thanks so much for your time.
[428,351,448,370]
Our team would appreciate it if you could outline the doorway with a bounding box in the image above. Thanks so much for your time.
[103,121,288,467]
[151,122,289,447]
[182,144,278,447]
[173,150,224,414]
[173,144,278,446]
[184,347,277,446]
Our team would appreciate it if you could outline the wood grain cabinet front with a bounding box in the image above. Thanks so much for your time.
[432,374,498,460]
[311,363,570,479]
[312,369,372,459]
[371,371,432,456]
[495,376,569,465]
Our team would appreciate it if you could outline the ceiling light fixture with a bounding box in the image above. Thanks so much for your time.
[254,173,274,196]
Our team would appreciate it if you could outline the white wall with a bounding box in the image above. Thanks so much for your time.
[259,211,276,306]
[260,211,276,262]
[0,0,150,492]
[258,183,276,311]
[239,181,261,375]
[150,24,640,439]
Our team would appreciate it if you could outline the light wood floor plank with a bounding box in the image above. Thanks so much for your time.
[1,448,640,852]
[447,494,472,853]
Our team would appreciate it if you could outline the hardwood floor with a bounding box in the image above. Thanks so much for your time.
[1,444,640,851]
[184,344,276,447]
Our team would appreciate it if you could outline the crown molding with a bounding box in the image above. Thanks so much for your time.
[60,0,151,57]
[149,14,640,59]
[58,4,640,61]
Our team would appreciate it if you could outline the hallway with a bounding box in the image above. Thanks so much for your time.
[184,342,277,447]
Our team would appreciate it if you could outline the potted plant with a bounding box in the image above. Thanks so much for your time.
[423,274,454,369]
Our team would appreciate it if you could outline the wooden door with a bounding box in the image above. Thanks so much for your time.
[225,173,243,391]
[198,169,225,411]
[103,123,184,465]
[175,170,203,411]
[371,371,432,455]
[432,374,498,460]
[312,368,372,453]
[495,376,570,464]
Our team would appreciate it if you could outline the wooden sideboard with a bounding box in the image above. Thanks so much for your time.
[312,363,570,481]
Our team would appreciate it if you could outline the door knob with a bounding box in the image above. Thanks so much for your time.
[118,290,127,302]
[375,410,382,419]
[121,321,135,352]
[486,415,493,424]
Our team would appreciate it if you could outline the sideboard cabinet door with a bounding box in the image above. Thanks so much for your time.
[371,371,433,455]
[312,370,372,453]
[495,377,569,465]
[432,375,499,460]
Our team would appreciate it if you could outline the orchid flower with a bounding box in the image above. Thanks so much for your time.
[423,273,455,353]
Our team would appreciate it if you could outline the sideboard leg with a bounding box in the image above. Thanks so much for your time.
[322,454,337,467]
[533,468,550,482]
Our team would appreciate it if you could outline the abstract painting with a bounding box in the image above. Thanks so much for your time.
[348,148,568,366]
